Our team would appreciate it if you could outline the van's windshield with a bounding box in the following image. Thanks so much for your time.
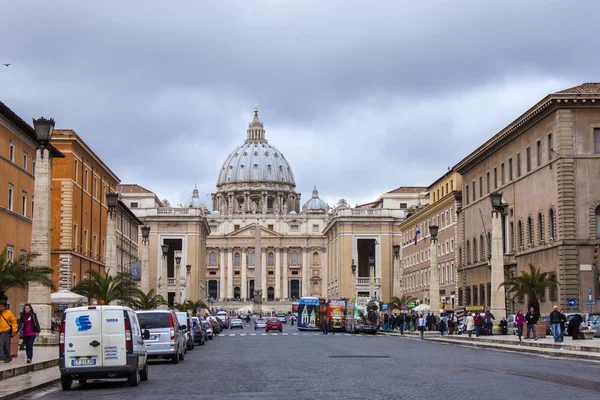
[137,313,171,329]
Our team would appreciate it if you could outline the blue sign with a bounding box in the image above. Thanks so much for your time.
[585,300,597,306]
[75,315,92,332]
[382,304,388,310]
[567,298,576,307]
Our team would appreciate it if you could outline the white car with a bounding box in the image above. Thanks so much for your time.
[277,315,287,324]
[201,320,213,339]
[230,318,243,329]
[254,318,267,330]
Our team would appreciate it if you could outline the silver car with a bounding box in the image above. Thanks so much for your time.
[254,318,267,330]
[136,310,186,364]
[230,318,244,329]
[176,312,195,351]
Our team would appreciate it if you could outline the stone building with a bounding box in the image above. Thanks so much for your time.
[454,82,600,315]
[49,129,121,289]
[398,171,462,308]
[0,101,38,307]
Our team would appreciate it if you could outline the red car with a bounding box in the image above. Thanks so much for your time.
[266,317,282,332]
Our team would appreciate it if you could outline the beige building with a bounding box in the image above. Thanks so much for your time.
[454,82,600,315]
[398,171,462,308]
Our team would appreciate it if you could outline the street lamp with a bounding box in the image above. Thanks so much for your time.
[105,191,119,277]
[186,264,191,274]
[490,191,506,322]
[161,244,169,258]
[393,244,401,298]
[140,225,151,293]
[175,255,182,265]
[175,253,182,303]
[393,244,400,259]
[141,226,150,245]
[490,192,503,213]
[430,225,439,243]
[32,117,55,152]
[429,224,440,316]
[106,192,119,216]
[351,259,357,300]
[351,259,357,275]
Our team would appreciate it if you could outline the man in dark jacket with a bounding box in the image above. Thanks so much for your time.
[568,314,583,340]
[548,306,562,343]
[525,307,538,340]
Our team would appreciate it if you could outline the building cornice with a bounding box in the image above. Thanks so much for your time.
[398,191,461,231]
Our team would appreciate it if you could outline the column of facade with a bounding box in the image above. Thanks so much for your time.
[219,248,226,300]
[227,248,233,299]
[302,248,309,297]
[275,248,281,299]
[282,249,288,299]
[261,248,267,297]
[491,211,506,320]
[241,248,247,299]
[321,249,327,298]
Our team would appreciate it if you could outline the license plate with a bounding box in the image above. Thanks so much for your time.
[150,335,158,340]
[71,358,96,366]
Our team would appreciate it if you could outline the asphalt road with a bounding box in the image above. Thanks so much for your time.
[18,321,600,400]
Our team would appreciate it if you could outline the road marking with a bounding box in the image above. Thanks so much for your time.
[261,333,267,336]
[293,333,299,335]
[240,334,246,336]
[251,333,256,336]
[272,333,278,336]
[229,334,235,336]
[218,334,224,337]
[282,333,288,335]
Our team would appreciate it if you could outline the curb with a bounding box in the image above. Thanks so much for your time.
[0,359,59,380]
[0,377,60,400]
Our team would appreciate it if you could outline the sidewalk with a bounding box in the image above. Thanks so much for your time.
[379,330,600,360]
[0,346,59,400]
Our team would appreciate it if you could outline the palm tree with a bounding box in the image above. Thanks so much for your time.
[71,270,139,305]
[0,248,55,302]
[185,299,209,315]
[499,263,558,315]
[130,289,165,310]
[388,295,416,312]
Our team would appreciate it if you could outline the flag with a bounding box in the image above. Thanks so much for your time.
[414,226,420,245]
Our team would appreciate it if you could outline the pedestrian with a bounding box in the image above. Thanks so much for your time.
[452,314,458,335]
[568,313,582,340]
[447,317,454,335]
[398,314,405,335]
[525,307,538,340]
[18,304,40,363]
[439,318,447,336]
[484,310,495,336]
[417,314,426,340]
[329,318,335,335]
[426,313,433,331]
[559,309,566,343]
[515,310,526,342]
[473,313,483,337]
[548,306,562,343]
[0,301,18,363]
[465,312,474,338]
[499,317,508,335]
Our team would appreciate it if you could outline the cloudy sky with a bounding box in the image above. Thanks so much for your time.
[1,1,598,208]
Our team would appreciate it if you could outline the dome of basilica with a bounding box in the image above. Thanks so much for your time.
[303,186,327,213]
[217,108,295,187]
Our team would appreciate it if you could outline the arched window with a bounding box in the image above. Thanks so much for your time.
[250,250,255,265]
[549,208,556,240]
[596,206,600,239]
[480,234,485,261]
[527,216,534,246]
[473,237,478,263]
[291,251,299,265]
[313,252,319,264]
[268,252,274,266]
[234,252,241,266]
[466,241,471,264]
[487,232,492,259]
[538,213,545,243]
[517,220,523,248]
[209,251,217,265]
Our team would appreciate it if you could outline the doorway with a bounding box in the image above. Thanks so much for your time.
[357,239,377,278]
[234,287,240,300]
[290,280,300,300]
[208,280,218,299]
[268,287,274,301]
[249,280,255,299]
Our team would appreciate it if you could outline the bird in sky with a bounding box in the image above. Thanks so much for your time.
[2,64,11,67]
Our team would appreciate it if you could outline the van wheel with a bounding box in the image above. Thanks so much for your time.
[128,364,140,387]
[171,351,180,364]
[61,375,72,391]
[140,360,148,381]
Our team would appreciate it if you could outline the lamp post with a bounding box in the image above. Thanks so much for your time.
[140,226,151,293]
[106,192,119,278]
[368,255,375,297]
[28,117,61,345]
[160,243,169,309]
[393,244,400,297]
[351,259,357,300]
[175,253,182,304]
[429,225,440,317]
[490,192,506,324]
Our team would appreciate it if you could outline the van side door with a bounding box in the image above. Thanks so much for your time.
[101,308,127,367]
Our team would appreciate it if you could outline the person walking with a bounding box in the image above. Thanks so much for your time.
[398,314,405,336]
[473,313,483,337]
[417,314,426,340]
[549,306,562,343]
[484,310,495,336]
[18,304,40,363]
[0,301,18,363]
[465,312,475,338]
[447,317,454,336]
[439,318,447,336]
[525,307,538,340]
[329,317,335,335]
[426,313,433,331]
[559,309,567,343]
[515,310,526,342]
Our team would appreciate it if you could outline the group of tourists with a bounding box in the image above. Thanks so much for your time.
[0,301,41,364]
[464,310,496,337]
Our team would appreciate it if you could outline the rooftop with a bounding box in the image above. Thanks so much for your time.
[116,184,155,194]
[555,82,600,94]
[386,186,428,194]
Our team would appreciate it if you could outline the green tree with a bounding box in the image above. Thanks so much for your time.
[499,264,558,315]
[0,248,55,302]
[71,270,139,305]
[185,299,209,315]
[130,289,165,310]
[172,302,189,312]
[388,295,416,313]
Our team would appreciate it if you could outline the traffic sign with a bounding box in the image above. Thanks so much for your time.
[567,298,576,307]
[382,304,388,310]
[196,307,202,315]
[407,301,416,309]
[586,300,596,306]
[401,304,407,310]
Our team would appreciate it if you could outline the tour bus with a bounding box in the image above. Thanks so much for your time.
[297,297,322,330]
[345,296,380,334]
[329,299,346,331]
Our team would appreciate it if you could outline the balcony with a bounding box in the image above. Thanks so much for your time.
[207,264,219,270]
[288,264,302,270]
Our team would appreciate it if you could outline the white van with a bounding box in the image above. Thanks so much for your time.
[217,310,229,328]
[59,305,149,390]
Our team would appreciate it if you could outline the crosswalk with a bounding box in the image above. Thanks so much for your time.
[216,332,380,338]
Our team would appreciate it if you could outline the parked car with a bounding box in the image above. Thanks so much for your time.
[201,319,213,340]
[277,315,287,324]
[538,316,552,335]
[505,314,516,330]
[176,311,195,351]
[588,320,600,338]
[59,305,149,390]
[191,317,206,345]
[208,317,221,334]
[230,318,244,329]
[254,318,267,330]
[564,313,589,335]
[136,310,186,364]
[266,317,283,332]
[217,311,229,328]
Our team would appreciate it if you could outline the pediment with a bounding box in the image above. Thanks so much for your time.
[226,223,282,238]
